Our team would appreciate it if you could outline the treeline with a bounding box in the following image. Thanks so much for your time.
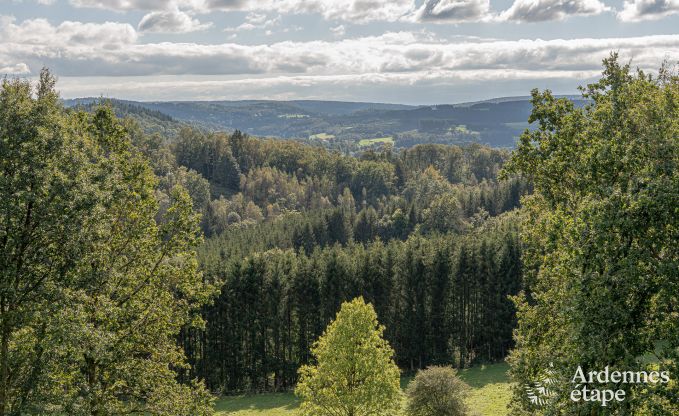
[184,217,521,393]
[150,127,529,236]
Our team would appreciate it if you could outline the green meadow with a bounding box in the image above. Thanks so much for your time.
[358,136,394,147]
[308,132,335,140]
[215,362,512,416]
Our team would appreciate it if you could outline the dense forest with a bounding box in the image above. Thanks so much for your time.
[130,119,530,393]
[3,56,674,415]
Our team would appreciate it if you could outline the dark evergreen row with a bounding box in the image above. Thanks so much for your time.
[181,216,521,393]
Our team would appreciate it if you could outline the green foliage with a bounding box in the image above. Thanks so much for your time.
[406,366,470,416]
[295,297,402,416]
[192,207,522,392]
[0,71,215,415]
[70,98,185,139]
[174,127,241,195]
[504,55,679,414]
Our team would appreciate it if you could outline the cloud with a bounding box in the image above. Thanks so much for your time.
[279,0,415,23]
[214,0,417,23]
[71,0,417,23]
[244,12,267,25]
[2,15,676,82]
[199,0,250,11]
[69,0,173,11]
[54,69,602,103]
[331,25,345,37]
[412,0,492,23]
[138,9,212,33]
[617,0,679,21]
[0,63,31,74]
[223,13,280,32]
[67,0,629,24]
[498,0,610,22]
[11,0,57,4]
[0,15,137,46]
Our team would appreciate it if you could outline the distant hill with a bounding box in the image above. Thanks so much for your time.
[63,96,587,148]
[65,98,186,138]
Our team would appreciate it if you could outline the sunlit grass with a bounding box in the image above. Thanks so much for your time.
[215,362,512,415]
[309,133,335,140]
[358,137,394,147]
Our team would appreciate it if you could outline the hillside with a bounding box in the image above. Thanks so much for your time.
[64,96,586,148]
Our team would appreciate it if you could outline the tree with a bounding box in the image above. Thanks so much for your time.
[504,55,678,414]
[295,297,401,416]
[422,193,465,234]
[406,366,469,416]
[0,71,215,415]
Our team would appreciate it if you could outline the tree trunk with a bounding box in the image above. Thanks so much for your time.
[0,321,9,416]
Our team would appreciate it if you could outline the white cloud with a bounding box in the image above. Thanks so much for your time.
[69,0,173,11]
[0,63,31,74]
[223,13,280,32]
[331,25,345,37]
[54,69,602,103]
[70,0,417,23]
[277,0,415,23]
[0,15,137,46]
[138,9,212,33]
[617,0,679,21]
[498,0,610,22]
[2,16,676,82]
[412,0,492,23]
[244,12,267,24]
[11,0,57,4]
[75,0,672,24]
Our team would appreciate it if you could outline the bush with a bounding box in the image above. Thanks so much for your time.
[406,366,470,416]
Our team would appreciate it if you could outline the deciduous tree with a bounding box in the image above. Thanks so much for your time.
[295,297,401,416]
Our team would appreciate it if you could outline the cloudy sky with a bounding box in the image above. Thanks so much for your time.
[2,0,678,104]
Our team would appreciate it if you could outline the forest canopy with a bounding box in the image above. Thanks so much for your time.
[2,54,673,415]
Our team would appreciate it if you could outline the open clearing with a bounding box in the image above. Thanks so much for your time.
[358,137,394,147]
[309,133,335,140]
[215,362,511,415]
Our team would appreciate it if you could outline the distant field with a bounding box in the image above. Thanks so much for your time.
[358,136,394,147]
[309,133,335,140]
[215,362,512,416]
[277,114,310,119]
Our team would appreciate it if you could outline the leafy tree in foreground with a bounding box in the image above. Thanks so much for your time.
[504,55,678,414]
[406,366,470,416]
[295,297,401,416]
[0,71,215,415]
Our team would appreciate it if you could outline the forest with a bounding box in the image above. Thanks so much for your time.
[1,55,676,415]
[138,109,529,393]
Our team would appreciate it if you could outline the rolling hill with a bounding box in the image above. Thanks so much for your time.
[64,96,585,148]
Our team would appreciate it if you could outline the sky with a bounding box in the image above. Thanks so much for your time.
[1,0,678,104]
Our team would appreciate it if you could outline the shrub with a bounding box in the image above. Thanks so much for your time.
[406,366,470,416]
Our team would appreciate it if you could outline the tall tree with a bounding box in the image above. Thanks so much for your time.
[505,55,678,414]
[295,297,401,416]
[0,72,215,415]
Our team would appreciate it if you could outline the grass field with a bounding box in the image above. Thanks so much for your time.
[215,362,512,415]
[358,137,394,147]
[309,133,335,140]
